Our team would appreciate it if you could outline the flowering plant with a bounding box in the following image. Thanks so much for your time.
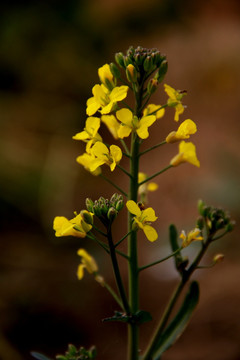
[32,46,234,360]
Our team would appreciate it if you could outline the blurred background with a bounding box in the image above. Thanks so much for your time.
[0,0,240,359]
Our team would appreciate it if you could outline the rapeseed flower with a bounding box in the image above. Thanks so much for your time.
[116,108,156,139]
[77,248,104,285]
[76,152,101,176]
[138,172,158,197]
[164,84,186,121]
[98,64,116,89]
[170,141,200,167]
[126,200,158,242]
[90,141,122,172]
[143,104,165,119]
[180,228,203,248]
[166,119,197,143]
[53,212,92,238]
[86,84,128,116]
[73,117,102,152]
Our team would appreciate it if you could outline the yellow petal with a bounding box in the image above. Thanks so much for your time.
[72,130,89,140]
[85,117,101,136]
[110,145,122,163]
[110,85,128,102]
[92,142,109,158]
[164,84,176,99]
[77,264,85,279]
[101,115,120,139]
[143,224,158,242]
[86,97,100,116]
[118,124,132,138]
[116,108,133,126]
[126,200,141,217]
[142,208,158,222]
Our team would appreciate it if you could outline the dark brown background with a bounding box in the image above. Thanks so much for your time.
[0,0,240,359]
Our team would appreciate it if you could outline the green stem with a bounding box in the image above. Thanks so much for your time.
[148,103,168,116]
[128,129,140,360]
[139,165,172,186]
[139,247,183,272]
[100,174,128,197]
[139,141,166,157]
[115,231,132,248]
[107,227,130,314]
[92,224,107,237]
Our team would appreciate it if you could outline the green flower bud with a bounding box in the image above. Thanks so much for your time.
[100,203,108,215]
[197,199,205,216]
[154,60,168,83]
[143,56,154,72]
[80,210,93,225]
[110,62,121,79]
[92,204,101,217]
[85,198,94,212]
[115,200,124,211]
[115,52,125,68]
[147,78,158,95]
[196,217,204,230]
[226,221,235,232]
[107,207,118,222]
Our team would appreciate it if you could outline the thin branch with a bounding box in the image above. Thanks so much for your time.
[120,139,131,157]
[139,141,166,157]
[115,231,132,248]
[117,164,132,178]
[100,174,128,197]
[139,247,183,272]
[138,165,172,186]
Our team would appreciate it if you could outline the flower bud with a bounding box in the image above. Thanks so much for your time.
[213,254,224,264]
[85,198,94,212]
[115,52,125,68]
[80,210,93,225]
[107,207,118,222]
[143,56,154,72]
[154,60,168,83]
[226,221,235,232]
[110,62,121,79]
[116,200,124,211]
[126,64,138,83]
[147,78,158,95]
[92,204,101,217]
[196,217,204,230]
[197,199,205,216]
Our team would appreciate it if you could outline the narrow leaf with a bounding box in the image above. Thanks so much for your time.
[169,224,187,273]
[152,281,200,359]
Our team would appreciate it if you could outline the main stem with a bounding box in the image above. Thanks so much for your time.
[128,84,143,360]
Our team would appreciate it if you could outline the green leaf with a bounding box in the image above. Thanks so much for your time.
[31,352,53,360]
[152,281,200,360]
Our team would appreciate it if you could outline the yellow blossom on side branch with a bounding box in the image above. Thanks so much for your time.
[53,212,92,238]
[126,200,158,242]
[73,117,102,152]
[180,228,203,248]
[143,104,165,119]
[164,83,186,121]
[116,108,156,139]
[77,248,104,285]
[90,141,122,172]
[98,64,116,89]
[166,119,197,143]
[86,84,128,116]
[170,141,200,167]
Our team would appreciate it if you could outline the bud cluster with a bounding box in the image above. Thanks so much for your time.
[197,200,235,236]
[114,46,168,89]
[86,194,124,225]
[56,344,96,360]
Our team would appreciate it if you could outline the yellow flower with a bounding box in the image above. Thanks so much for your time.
[86,84,128,116]
[164,83,186,121]
[101,114,120,139]
[98,64,115,89]
[53,212,92,238]
[138,172,158,198]
[77,248,104,285]
[166,119,197,143]
[90,141,122,172]
[76,152,101,176]
[73,117,102,152]
[126,200,158,242]
[116,108,156,139]
[180,228,203,248]
[143,104,165,119]
[170,141,200,167]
